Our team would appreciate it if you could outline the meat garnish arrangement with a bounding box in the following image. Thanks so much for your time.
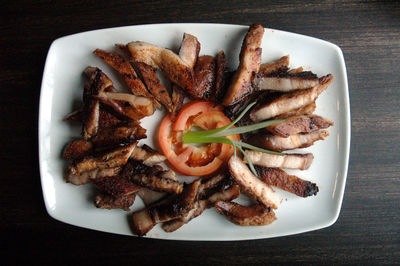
[62,24,334,237]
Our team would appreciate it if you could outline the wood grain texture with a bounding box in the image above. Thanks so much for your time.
[1,0,399,264]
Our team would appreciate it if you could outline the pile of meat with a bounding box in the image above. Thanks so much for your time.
[62,24,333,237]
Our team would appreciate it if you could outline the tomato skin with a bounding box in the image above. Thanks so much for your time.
[158,101,239,176]
[173,101,222,131]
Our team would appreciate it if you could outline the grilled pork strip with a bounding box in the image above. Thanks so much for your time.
[95,91,155,120]
[123,160,183,194]
[132,180,201,236]
[162,184,241,232]
[179,33,200,69]
[190,55,216,99]
[250,74,333,122]
[92,122,146,148]
[245,150,314,170]
[223,24,264,106]
[273,102,316,119]
[252,130,330,152]
[127,41,194,91]
[215,201,276,226]
[288,66,304,74]
[63,139,93,159]
[259,55,290,75]
[92,174,141,198]
[254,71,319,92]
[66,166,122,186]
[255,166,318,197]
[171,84,185,119]
[66,143,136,185]
[214,50,228,103]
[82,67,114,139]
[266,115,333,137]
[95,193,136,211]
[93,49,157,103]
[130,144,166,166]
[134,61,173,112]
[229,156,279,209]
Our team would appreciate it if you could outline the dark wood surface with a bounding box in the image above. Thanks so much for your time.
[1,0,399,264]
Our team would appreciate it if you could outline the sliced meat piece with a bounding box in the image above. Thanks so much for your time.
[132,179,201,236]
[149,179,201,223]
[95,193,136,211]
[82,67,114,139]
[245,150,314,170]
[130,144,167,166]
[199,174,226,194]
[66,166,122,186]
[249,130,329,152]
[254,71,319,92]
[123,160,183,194]
[214,50,228,103]
[127,41,194,91]
[93,49,158,104]
[136,188,166,206]
[259,55,290,75]
[63,139,93,159]
[255,166,318,197]
[215,201,276,226]
[162,183,240,232]
[222,24,264,106]
[179,33,200,68]
[190,55,216,99]
[228,156,279,209]
[132,208,156,236]
[250,74,333,122]
[92,174,141,198]
[273,102,316,119]
[171,84,185,119]
[66,143,136,184]
[134,62,173,112]
[266,115,333,137]
[92,122,146,148]
[95,91,155,120]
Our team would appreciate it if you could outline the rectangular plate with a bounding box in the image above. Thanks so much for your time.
[39,23,350,240]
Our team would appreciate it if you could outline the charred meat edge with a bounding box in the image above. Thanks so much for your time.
[222,24,264,106]
[255,166,318,197]
[215,201,276,226]
[214,50,228,104]
[244,150,314,170]
[229,156,279,209]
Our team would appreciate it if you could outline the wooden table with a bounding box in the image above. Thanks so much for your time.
[1,1,399,264]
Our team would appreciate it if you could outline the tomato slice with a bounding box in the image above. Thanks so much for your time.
[158,101,239,176]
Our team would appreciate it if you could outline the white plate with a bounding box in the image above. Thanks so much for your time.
[39,23,350,240]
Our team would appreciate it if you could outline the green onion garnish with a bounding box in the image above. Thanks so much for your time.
[182,102,285,176]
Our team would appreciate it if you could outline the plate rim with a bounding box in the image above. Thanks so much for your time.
[38,23,351,240]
